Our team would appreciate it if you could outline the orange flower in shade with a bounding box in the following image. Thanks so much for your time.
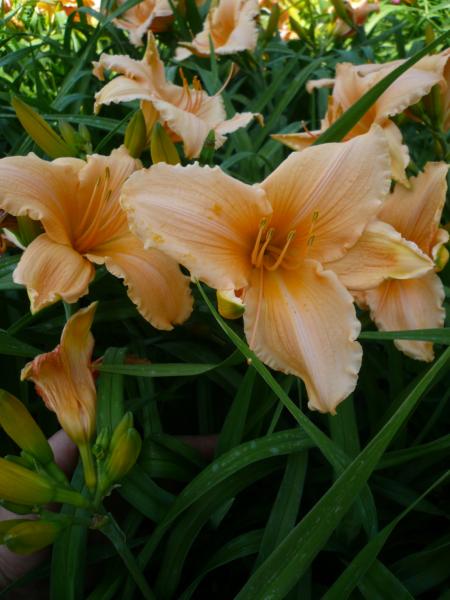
[113,0,173,47]
[175,0,259,61]
[93,34,256,159]
[21,303,98,487]
[121,128,392,413]
[329,162,448,361]
[273,52,449,185]
[0,146,192,329]
[333,0,379,37]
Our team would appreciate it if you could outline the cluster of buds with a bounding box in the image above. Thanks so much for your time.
[0,304,143,555]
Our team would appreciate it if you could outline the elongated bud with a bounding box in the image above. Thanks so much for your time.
[11,97,75,159]
[16,216,43,246]
[58,121,78,148]
[78,124,91,143]
[0,390,54,466]
[0,500,33,515]
[0,458,89,508]
[217,290,245,320]
[0,519,29,543]
[124,110,147,158]
[151,122,180,165]
[92,427,110,460]
[264,2,281,42]
[4,519,67,555]
[110,412,133,450]
[435,245,449,272]
[105,428,142,484]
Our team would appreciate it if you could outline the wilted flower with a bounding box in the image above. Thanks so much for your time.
[330,162,448,361]
[175,0,259,60]
[273,53,449,185]
[113,0,173,47]
[0,146,192,328]
[93,34,256,159]
[121,128,391,413]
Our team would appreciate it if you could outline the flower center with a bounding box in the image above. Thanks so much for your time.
[251,219,297,271]
[178,69,204,114]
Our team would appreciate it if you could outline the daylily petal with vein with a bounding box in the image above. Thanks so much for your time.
[21,303,97,445]
[93,33,256,158]
[0,146,192,329]
[344,162,448,361]
[175,0,259,61]
[113,0,173,47]
[122,128,391,413]
[273,52,449,184]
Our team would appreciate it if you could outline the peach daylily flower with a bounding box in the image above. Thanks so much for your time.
[330,162,449,361]
[93,34,256,159]
[0,146,192,329]
[121,128,392,413]
[22,303,98,447]
[273,53,449,185]
[113,0,173,47]
[175,0,259,61]
[333,0,379,37]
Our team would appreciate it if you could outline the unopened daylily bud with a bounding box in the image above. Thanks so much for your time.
[11,96,75,159]
[4,519,66,555]
[0,519,29,543]
[58,121,78,149]
[151,122,180,165]
[16,216,43,246]
[0,390,54,466]
[435,245,449,272]
[78,123,91,142]
[0,500,33,515]
[217,290,245,320]
[124,110,147,158]
[93,427,110,460]
[105,428,142,484]
[0,457,89,508]
[110,412,134,450]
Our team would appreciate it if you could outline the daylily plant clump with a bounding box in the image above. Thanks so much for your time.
[0,0,449,596]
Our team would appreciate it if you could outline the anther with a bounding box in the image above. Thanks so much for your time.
[251,218,268,265]
[266,230,296,271]
[255,228,274,268]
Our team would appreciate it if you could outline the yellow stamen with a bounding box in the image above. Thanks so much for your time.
[266,230,296,271]
[251,218,267,265]
[255,228,274,268]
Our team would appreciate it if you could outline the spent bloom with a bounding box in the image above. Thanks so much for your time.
[175,0,259,60]
[273,52,449,185]
[331,163,448,361]
[93,34,256,159]
[121,128,392,414]
[0,145,192,328]
[113,0,173,47]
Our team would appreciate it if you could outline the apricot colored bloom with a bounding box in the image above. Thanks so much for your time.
[113,0,173,47]
[0,146,192,329]
[94,34,255,159]
[175,0,259,61]
[330,163,448,361]
[273,53,449,185]
[333,0,379,37]
[121,128,391,413]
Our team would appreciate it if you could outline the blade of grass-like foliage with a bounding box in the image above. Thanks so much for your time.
[96,347,127,434]
[179,530,263,600]
[154,461,281,599]
[0,330,40,357]
[98,363,217,376]
[234,347,450,599]
[255,451,308,568]
[378,433,450,469]
[313,30,449,145]
[359,328,450,343]
[197,282,379,537]
[358,560,414,600]
[324,472,449,600]
[120,464,174,523]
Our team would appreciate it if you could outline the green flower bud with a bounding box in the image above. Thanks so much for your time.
[150,122,180,165]
[0,519,29,543]
[0,390,54,466]
[124,110,147,158]
[110,412,134,450]
[435,245,449,272]
[217,290,245,320]
[58,121,78,148]
[4,519,66,555]
[0,500,33,515]
[105,428,142,484]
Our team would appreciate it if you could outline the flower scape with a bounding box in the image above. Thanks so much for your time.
[0,0,449,597]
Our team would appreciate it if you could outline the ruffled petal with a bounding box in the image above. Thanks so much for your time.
[379,162,449,255]
[243,260,362,414]
[270,130,318,151]
[364,272,446,362]
[261,127,391,263]
[382,120,410,185]
[13,234,94,313]
[214,111,257,145]
[86,234,193,330]
[214,0,259,55]
[94,75,154,114]
[0,154,79,245]
[327,220,434,290]
[121,162,271,290]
